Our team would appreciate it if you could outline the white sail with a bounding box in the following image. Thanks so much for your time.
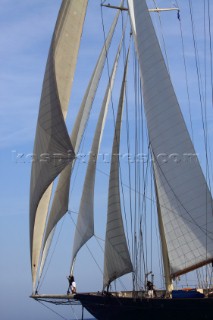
[71,36,124,271]
[30,0,88,291]
[128,0,213,277]
[38,228,55,280]
[39,6,123,279]
[103,51,133,289]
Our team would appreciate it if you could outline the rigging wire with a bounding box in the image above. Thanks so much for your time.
[125,47,134,259]
[151,0,170,72]
[203,0,213,217]
[100,0,133,281]
[133,44,138,288]
[174,0,213,288]
[202,0,213,197]
[68,212,128,291]
[69,303,79,320]
[37,215,67,292]
[188,0,209,162]
[96,167,193,227]
[37,300,69,320]
[188,2,213,284]
[152,150,213,239]
[150,5,213,235]
[205,0,213,193]
[174,0,194,142]
[207,0,213,112]
[69,212,103,275]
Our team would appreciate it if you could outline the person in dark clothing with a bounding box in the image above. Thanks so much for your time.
[147,280,157,297]
[147,281,154,290]
[67,275,76,294]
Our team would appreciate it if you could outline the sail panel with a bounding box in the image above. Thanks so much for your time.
[71,34,124,270]
[54,0,88,117]
[30,51,74,289]
[129,0,213,277]
[104,52,133,288]
[39,227,56,279]
[30,0,88,290]
[39,6,122,278]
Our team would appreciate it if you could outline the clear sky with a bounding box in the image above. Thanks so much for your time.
[0,1,212,320]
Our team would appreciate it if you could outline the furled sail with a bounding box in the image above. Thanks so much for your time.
[103,51,133,289]
[30,0,88,291]
[39,6,123,279]
[71,35,125,272]
[128,0,213,278]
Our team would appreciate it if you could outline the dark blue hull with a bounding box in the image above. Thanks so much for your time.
[75,293,213,320]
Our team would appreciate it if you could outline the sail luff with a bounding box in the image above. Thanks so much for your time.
[30,0,88,291]
[103,50,133,289]
[39,6,123,281]
[70,34,125,271]
[128,0,213,277]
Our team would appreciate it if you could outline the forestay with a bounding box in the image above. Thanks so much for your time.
[128,0,213,278]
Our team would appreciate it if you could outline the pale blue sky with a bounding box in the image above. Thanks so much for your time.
[0,1,212,320]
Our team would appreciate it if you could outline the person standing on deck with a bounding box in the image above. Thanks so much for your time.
[67,275,77,294]
[146,281,154,298]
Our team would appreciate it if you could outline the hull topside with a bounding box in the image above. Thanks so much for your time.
[75,292,213,320]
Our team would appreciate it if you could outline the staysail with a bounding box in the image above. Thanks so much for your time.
[103,50,133,289]
[128,0,213,280]
[39,6,123,279]
[71,34,125,272]
[30,0,88,291]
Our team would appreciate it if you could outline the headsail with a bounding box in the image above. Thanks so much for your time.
[103,50,133,289]
[30,0,88,291]
[128,0,213,280]
[39,5,123,279]
[71,34,125,272]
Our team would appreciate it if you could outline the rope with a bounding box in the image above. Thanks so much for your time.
[174,0,194,142]
[69,303,79,320]
[37,300,69,320]
[96,167,189,221]
[69,212,128,292]
[37,215,67,291]
[100,2,134,288]
[152,0,170,72]
[69,213,103,275]
[125,45,134,265]
[152,150,213,239]
[188,1,213,235]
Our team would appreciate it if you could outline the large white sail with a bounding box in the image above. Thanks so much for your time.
[128,0,213,277]
[39,6,123,279]
[71,35,125,271]
[30,0,88,291]
[104,51,133,289]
